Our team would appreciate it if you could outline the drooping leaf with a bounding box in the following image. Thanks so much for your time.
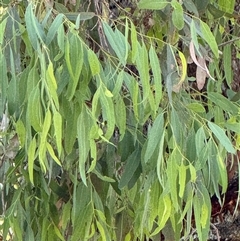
[88,49,100,76]
[208,121,235,154]
[25,4,46,50]
[200,20,219,58]
[223,44,232,87]
[102,21,129,65]
[77,104,92,185]
[28,136,37,184]
[46,14,64,45]
[118,148,141,189]
[65,34,83,100]
[171,0,184,30]
[149,45,162,109]
[144,113,164,163]
[208,92,239,115]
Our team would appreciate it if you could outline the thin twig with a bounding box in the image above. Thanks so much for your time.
[210,223,221,241]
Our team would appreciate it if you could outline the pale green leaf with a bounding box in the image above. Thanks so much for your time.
[102,21,129,65]
[208,121,235,154]
[65,34,83,100]
[27,87,42,132]
[208,92,239,115]
[53,111,62,156]
[187,103,205,113]
[25,4,45,50]
[100,87,115,140]
[28,137,37,184]
[223,44,232,87]
[39,109,52,172]
[171,0,184,30]
[219,0,235,14]
[88,49,100,76]
[77,105,92,185]
[46,62,59,109]
[200,20,219,58]
[131,21,138,63]
[46,142,62,166]
[46,14,64,45]
[138,0,169,10]
[178,163,186,198]
[149,45,162,109]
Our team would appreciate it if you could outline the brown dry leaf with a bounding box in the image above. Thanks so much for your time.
[196,57,207,90]
[189,40,215,80]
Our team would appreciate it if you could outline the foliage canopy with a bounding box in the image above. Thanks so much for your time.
[0,0,240,240]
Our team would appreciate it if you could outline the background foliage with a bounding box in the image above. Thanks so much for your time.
[0,0,240,240]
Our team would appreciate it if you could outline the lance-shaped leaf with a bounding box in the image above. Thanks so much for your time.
[208,121,235,154]
[65,34,83,100]
[46,14,64,45]
[118,148,141,189]
[77,105,92,185]
[171,0,184,30]
[25,4,46,50]
[138,0,169,10]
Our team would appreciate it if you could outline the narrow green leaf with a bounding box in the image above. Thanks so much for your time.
[100,87,115,140]
[156,133,165,184]
[171,0,184,30]
[144,113,164,163]
[118,148,141,189]
[193,193,202,241]
[138,0,169,10]
[136,42,155,110]
[102,21,129,65]
[208,121,235,154]
[0,18,7,45]
[0,54,8,116]
[200,20,219,58]
[46,14,64,45]
[189,163,197,182]
[114,94,126,140]
[190,20,200,54]
[28,136,37,184]
[178,163,186,198]
[39,109,52,172]
[87,139,97,173]
[131,21,138,63]
[28,87,42,132]
[149,45,162,108]
[57,24,65,52]
[77,105,92,185]
[223,44,232,87]
[112,70,124,96]
[92,170,115,183]
[64,105,78,155]
[46,142,62,166]
[65,34,83,100]
[208,92,239,115]
[15,120,26,147]
[25,4,46,50]
[88,49,100,76]
[151,194,171,235]
[96,221,106,241]
[64,12,95,21]
[46,61,59,109]
[187,103,205,113]
[62,201,71,230]
[53,111,62,156]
